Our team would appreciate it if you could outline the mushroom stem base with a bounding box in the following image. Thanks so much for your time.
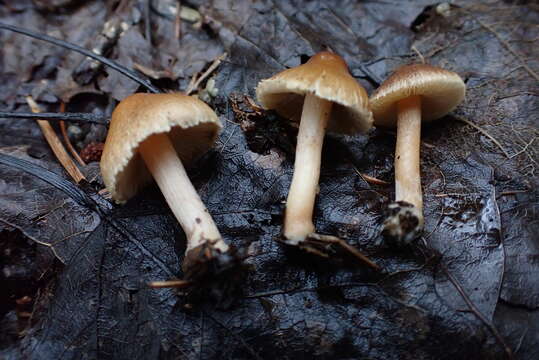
[278,233,379,270]
[139,132,228,253]
[387,95,424,243]
[151,242,245,309]
[283,93,332,244]
[382,201,424,245]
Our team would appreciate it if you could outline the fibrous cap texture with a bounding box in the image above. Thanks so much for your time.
[256,52,373,134]
[370,64,466,127]
[100,93,221,203]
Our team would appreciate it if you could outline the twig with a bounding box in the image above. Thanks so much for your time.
[0,217,62,261]
[0,111,108,124]
[498,189,529,197]
[133,62,172,79]
[26,97,86,184]
[59,103,86,166]
[305,233,380,270]
[454,115,510,158]
[359,172,390,185]
[185,53,227,95]
[185,72,199,94]
[98,188,111,199]
[508,136,536,159]
[434,192,479,198]
[440,264,514,359]
[245,282,374,299]
[148,280,191,288]
[0,22,160,93]
[175,0,182,39]
[353,167,390,185]
[411,45,426,64]
[144,0,152,45]
[73,0,131,85]
[0,152,175,277]
[468,15,539,82]
[219,126,237,153]
[497,92,539,100]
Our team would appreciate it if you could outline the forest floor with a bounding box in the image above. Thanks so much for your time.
[0,1,538,359]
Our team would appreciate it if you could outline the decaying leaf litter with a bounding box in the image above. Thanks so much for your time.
[0,0,538,359]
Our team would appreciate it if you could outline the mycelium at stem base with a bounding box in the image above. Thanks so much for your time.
[283,93,332,244]
[383,95,424,244]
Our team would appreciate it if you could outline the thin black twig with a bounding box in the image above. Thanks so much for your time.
[0,111,109,124]
[144,0,152,45]
[0,22,160,94]
[440,263,514,359]
[0,152,175,278]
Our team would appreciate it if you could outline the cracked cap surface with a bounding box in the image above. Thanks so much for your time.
[100,93,221,203]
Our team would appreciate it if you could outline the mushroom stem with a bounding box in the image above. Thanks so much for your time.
[395,95,423,213]
[139,133,228,253]
[284,94,333,244]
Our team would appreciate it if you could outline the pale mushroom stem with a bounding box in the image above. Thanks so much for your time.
[395,95,423,216]
[284,93,333,244]
[139,132,229,253]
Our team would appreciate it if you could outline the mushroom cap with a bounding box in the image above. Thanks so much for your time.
[255,52,373,134]
[370,64,466,127]
[100,93,221,203]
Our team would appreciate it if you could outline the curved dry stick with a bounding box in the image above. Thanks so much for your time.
[26,97,86,184]
[59,103,86,167]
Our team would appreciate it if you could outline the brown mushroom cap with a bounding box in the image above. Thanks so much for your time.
[100,93,221,203]
[370,64,466,127]
[255,52,373,134]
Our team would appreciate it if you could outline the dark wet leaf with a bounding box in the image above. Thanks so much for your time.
[0,0,538,359]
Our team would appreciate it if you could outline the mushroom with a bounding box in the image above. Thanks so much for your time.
[100,93,232,283]
[370,64,466,244]
[256,52,377,268]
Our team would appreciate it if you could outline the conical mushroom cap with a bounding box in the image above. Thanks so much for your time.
[370,64,466,127]
[256,52,373,134]
[100,93,221,203]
